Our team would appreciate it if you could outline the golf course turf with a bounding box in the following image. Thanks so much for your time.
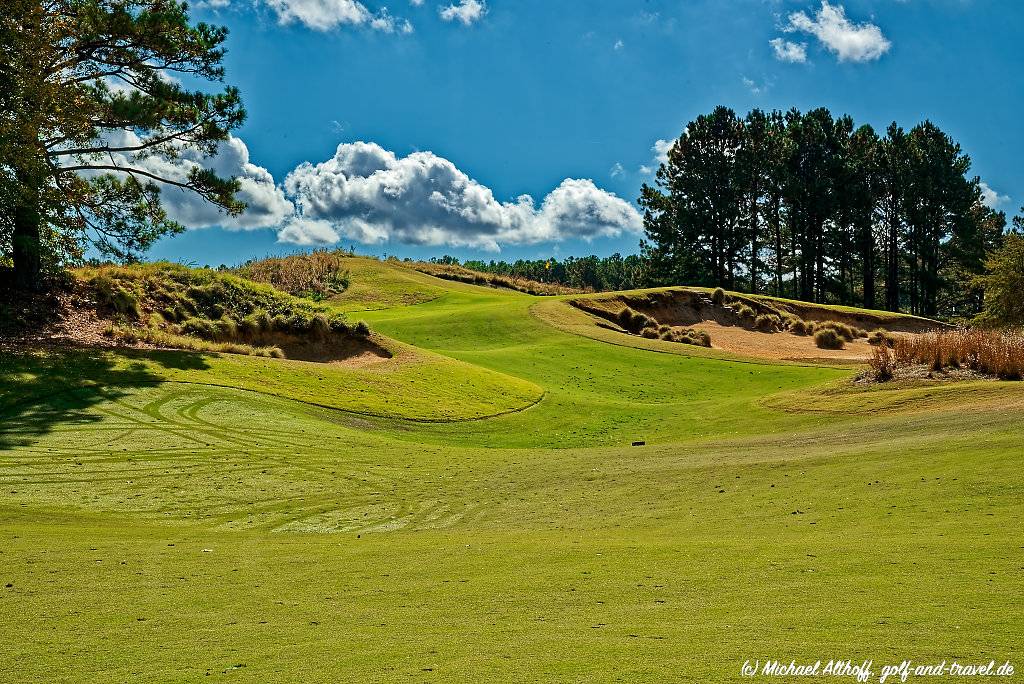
[1,260,1021,682]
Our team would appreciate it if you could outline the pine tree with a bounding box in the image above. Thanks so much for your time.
[1,0,245,290]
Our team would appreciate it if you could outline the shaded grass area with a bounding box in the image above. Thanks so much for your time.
[0,343,543,426]
[1,271,1022,682]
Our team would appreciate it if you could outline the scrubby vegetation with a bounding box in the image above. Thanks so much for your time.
[615,307,651,334]
[754,313,781,331]
[729,301,756,322]
[814,328,845,350]
[409,261,585,296]
[567,287,927,356]
[869,345,896,381]
[810,320,866,343]
[867,328,1024,380]
[789,319,810,336]
[234,250,352,300]
[103,324,285,358]
[654,325,712,347]
[584,305,712,347]
[867,329,896,347]
[79,262,369,358]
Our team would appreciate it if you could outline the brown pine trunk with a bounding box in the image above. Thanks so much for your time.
[862,222,875,309]
[12,170,43,291]
[772,194,782,296]
[885,210,900,311]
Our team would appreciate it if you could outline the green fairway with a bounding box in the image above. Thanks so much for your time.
[1,267,1022,682]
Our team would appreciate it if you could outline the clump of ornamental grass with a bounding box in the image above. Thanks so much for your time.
[666,327,711,347]
[815,320,856,342]
[711,287,727,306]
[814,328,845,350]
[868,344,895,381]
[754,313,781,332]
[616,307,652,334]
[867,329,895,347]
[730,302,756,322]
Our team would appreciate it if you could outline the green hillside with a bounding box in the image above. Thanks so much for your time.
[1,261,1021,682]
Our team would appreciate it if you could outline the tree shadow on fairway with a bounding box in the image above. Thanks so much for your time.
[0,345,211,450]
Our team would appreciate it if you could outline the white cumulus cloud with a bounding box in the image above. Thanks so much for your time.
[653,139,673,165]
[640,138,674,175]
[770,38,808,63]
[76,132,294,231]
[439,0,486,25]
[263,0,410,32]
[280,141,641,250]
[979,181,1010,210]
[782,1,891,63]
[277,217,341,245]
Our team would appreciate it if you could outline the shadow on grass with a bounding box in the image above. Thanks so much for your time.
[0,345,211,450]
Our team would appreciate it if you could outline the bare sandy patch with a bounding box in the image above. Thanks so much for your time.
[694,320,875,362]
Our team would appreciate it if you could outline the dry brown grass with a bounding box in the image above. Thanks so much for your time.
[235,250,351,300]
[869,345,895,381]
[870,328,1024,380]
[814,328,845,349]
[103,324,285,358]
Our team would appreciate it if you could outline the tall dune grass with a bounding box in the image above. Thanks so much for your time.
[870,328,1024,380]
[236,250,351,300]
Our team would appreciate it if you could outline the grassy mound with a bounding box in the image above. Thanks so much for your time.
[79,262,377,360]
[327,256,453,312]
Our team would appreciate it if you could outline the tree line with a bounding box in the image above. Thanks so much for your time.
[638,106,1007,319]
[428,254,649,293]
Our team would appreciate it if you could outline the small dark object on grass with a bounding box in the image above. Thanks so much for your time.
[631,441,645,447]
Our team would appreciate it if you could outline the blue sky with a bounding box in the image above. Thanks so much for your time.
[148,0,1023,266]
